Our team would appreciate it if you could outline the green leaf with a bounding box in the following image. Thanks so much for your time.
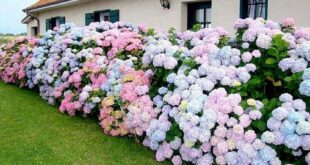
[292,72,303,81]
[267,47,279,57]
[184,69,191,76]
[284,76,293,82]
[182,58,197,68]
[267,98,279,110]
[248,76,262,86]
[265,58,276,65]
[262,98,269,105]
[252,120,267,132]
[191,24,202,32]
[166,122,183,142]
[264,71,274,77]
[147,28,155,36]
[241,101,248,109]
[272,34,289,51]
[240,91,248,97]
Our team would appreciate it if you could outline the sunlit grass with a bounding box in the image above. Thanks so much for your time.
[0,81,169,165]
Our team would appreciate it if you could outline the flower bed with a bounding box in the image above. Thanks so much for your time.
[1,18,310,164]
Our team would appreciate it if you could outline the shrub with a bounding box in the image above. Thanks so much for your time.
[1,18,310,164]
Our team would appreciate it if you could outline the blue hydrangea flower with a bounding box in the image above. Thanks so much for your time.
[284,134,301,150]
[302,68,310,80]
[295,121,310,135]
[299,80,310,96]
[279,93,293,102]
[258,146,277,162]
[288,111,305,123]
[280,120,296,135]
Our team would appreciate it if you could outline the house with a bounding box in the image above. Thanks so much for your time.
[22,0,310,36]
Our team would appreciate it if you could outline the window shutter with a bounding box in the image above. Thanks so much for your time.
[109,10,119,23]
[46,19,51,32]
[59,17,66,25]
[85,13,94,25]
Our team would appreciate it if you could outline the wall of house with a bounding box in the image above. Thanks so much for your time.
[28,0,214,36]
[26,19,39,37]
[26,0,310,36]
[211,0,310,34]
[212,0,239,34]
[35,0,196,34]
[269,0,310,28]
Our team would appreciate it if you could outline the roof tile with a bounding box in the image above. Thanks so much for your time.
[24,0,70,11]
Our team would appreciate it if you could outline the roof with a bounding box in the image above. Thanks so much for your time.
[21,15,33,24]
[23,0,71,12]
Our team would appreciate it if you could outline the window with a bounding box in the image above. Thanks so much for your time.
[188,2,212,29]
[240,0,268,19]
[31,27,38,36]
[95,11,110,22]
[51,17,60,29]
[85,10,120,26]
[46,17,65,31]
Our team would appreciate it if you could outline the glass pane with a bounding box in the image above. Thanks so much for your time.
[256,4,262,18]
[56,19,60,26]
[245,0,267,19]
[206,8,211,23]
[248,4,255,18]
[196,9,204,23]
[99,12,110,22]
[104,15,109,21]
[261,4,266,18]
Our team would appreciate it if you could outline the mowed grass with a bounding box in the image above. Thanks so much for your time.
[0,82,169,165]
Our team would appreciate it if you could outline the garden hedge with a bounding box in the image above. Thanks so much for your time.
[1,18,310,164]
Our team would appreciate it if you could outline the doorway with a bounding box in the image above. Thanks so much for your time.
[31,27,38,36]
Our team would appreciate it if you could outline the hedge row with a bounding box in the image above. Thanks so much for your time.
[1,18,310,164]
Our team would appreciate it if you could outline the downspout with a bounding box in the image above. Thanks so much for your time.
[26,12,40,34]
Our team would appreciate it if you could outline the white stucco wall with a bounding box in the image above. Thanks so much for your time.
[25,0,310,36]
[212,0,239,34]
[212,0,310,34]
[268,0,310,28]
[27,0,212,36]
[35,0,196,34]
[26,19,39,37]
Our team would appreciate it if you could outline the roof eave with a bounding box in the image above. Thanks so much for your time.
[21,15,33,24]
[23,0,79,13]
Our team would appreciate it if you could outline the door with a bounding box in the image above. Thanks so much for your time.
[188,2,212,29]
[31,27,38,36]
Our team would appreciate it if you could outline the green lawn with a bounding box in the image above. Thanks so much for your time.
[0,82,169,165]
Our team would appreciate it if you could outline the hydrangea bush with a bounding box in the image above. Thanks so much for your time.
[1,18,310,164]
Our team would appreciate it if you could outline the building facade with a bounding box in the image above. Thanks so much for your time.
[22,0,310,36]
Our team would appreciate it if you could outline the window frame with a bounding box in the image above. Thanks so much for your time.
[240,0,268,19]
[187,2,212,29]
[48,16,65,30]
[94,9,111,22]
[85,9,119,26]
[50,17,58,29]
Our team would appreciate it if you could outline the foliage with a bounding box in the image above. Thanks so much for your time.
[1,18,310,165]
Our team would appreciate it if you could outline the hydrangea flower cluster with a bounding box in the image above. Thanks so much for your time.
[143,28,257,89]
[0,36,38,87]
[98,59,158,136]
[278,41,310,73]
[144,88,280,164]
[262,93,310,163]
[1,18,310,164]
[300,68,310,96]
